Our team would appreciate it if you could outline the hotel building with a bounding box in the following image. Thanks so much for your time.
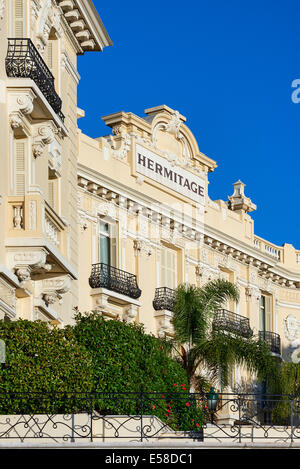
[1,0,300,377]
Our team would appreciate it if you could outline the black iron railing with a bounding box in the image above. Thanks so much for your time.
[0,392,299,443]
[89,263,141,299]
[6,38,65,122]
[213,309,253,338]
[153,287,175,311]
[259,331,281,355]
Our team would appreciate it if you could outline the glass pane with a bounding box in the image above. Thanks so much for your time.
[99,221,109,234]
[260,295,265,332]
[99,235,110,265]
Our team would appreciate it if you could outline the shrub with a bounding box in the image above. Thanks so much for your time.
[0,319,94,414]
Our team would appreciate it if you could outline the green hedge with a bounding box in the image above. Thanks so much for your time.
[0,318,94,414]
[67,311,188,393]
[66,311,203,430]
[0,312,206,429]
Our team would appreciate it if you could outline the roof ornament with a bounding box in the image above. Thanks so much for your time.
[228,180,257,213]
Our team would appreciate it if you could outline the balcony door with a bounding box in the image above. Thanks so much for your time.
[260,295,272,332]
[98,220,117,267]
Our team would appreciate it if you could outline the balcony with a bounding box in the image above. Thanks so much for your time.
[259,331,281,356]
[213,309,253,339]
[89,263,141,300]
[6,38,64,122]
[153,287,175,312]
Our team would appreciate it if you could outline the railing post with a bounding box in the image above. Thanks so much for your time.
[238,395,242,443]
[140,387,143,443]
[291,397,294,444]
[90,395,94,443]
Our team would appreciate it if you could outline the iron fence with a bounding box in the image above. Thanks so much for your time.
[153,287,175,312]
[89,263,142,299]
[6,38,65,122]
[0,392,299,443]
[213,309,253,339]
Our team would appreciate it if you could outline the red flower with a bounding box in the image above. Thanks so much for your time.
[186,402,190,407]
[173,383,177,387]
[196,423,200,427]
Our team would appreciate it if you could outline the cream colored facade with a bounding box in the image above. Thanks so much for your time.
[77,103,300,366]
[0,0,111,324]
[1,1,300,375]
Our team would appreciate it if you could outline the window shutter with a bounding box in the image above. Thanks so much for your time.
[46,42,54,73]
[265,296,273,332]
[219,270,230,309]
[110,224,117,267]
[15,141,26,196]
[161,247,177,289]
[14,0,25,38]
[48,180,55,209]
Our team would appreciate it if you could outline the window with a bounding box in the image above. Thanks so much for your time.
[160,246,177,289]
[98,220,117,267]
[260,295,272,332]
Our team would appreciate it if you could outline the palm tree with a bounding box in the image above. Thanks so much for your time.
[172,279,278,393]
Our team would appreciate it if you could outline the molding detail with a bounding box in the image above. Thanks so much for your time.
[133,239,153,257]
[284,314,299,345]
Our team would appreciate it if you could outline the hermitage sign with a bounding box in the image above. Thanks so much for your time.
[135,144,206,205]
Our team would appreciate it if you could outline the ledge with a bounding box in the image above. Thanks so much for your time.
[5,238,78,280]
[7,79,68,136]
[90,287,141,307]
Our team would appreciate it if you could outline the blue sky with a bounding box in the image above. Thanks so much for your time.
[77,0,300,249]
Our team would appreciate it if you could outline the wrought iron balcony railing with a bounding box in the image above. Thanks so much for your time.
[259,331,281,355]
[6,38,65,122]
[213,309,253,339]
[89,263,141,300]
[153,287,175,312]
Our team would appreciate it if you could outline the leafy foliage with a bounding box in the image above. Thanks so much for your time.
[172,280,279,391]
[267,362,300,424]
[0,319,94,414]
[67,311,189,403]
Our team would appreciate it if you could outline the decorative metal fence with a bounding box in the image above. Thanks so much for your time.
[153,287,175,312]
[213,309,253,339]
[6,38,65,122]
[89,263,142,299]
[0,392,300,443]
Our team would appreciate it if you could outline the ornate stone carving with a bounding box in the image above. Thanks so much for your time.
[152,110,183,146]
[15,267,31,283]
[17,94,35,115]
[13,205,23,229]
[11,249,52,282]
[245,286,261,302]
[284,314,299,345]
[0,277,16,310]
[0,0,5,21]
[291,348,300,364]
[123,304,138,324]
[32,122,60,161]
[42,292,58,306]
[133,239,153,257]
[112,134,131,160]
[154,310,173,338]
[228,180,256,213]
[9,112,23,130]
